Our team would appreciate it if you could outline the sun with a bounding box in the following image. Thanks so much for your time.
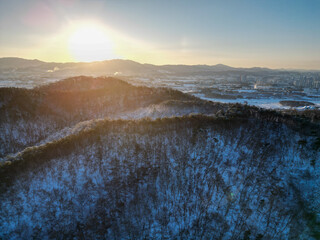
[68,23,117,62]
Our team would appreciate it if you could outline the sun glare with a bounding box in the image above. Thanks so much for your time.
[68,24,117,62]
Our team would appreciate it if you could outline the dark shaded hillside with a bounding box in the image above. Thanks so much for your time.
[0,76,203,158]
[38,76,131,91]
[0,115,319,239]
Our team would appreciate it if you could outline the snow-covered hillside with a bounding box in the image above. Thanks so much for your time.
[0,117,319,239]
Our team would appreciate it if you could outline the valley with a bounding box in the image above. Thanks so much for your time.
[1,58,319,110]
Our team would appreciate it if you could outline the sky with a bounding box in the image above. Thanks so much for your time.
[0,0,319,69]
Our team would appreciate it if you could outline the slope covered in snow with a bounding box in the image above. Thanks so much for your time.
[0,116,319,239]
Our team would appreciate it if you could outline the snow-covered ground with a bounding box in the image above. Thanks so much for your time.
[126,76,320,109]
[194,93,320,109]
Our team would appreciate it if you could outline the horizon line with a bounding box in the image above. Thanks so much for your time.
[1,56,320,72]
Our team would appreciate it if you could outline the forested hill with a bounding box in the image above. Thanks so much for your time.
[0,76,214,158]
[0,115,319,239]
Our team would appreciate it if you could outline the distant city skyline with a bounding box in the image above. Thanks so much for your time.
[1,0,320,70]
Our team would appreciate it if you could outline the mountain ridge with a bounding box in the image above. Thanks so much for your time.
[1,113,319,239]
[1,57,315,72]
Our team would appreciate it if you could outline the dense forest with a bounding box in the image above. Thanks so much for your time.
[0,77,319,239]
[0,76,217,158]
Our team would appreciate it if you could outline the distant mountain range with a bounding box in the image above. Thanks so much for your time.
[0,57,290,74]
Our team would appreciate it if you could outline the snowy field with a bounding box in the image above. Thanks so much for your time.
[127,76,320,110]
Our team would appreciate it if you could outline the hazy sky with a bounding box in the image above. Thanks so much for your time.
[0,0,319,69]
